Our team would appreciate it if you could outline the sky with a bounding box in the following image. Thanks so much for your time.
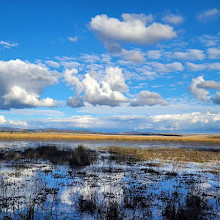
[0,0,220,133]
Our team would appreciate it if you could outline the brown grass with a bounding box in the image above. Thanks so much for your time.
[0,145,97,166]
[101,146,220,163]
[0,132,219,144]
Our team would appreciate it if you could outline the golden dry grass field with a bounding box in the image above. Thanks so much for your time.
[101,146,220,163]
[0,132,219,143]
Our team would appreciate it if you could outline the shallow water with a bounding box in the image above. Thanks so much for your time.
[0,141,219,219]
[0,139,219,151]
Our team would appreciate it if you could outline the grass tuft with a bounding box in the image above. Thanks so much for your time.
[0,145,97,166]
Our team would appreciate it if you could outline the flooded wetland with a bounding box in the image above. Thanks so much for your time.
[0,139,219,219]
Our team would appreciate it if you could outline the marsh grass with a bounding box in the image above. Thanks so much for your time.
[0,132,219,144]
[0,145,97,166]
[101,146,220,163]
[77,191,149,219]
[163,192,211,220]
[0,176,59,220]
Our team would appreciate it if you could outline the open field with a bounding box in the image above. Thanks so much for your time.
[0,132,220,143]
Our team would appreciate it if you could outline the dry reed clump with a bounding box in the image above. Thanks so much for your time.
[101,146,220,163]
[0,145,97,166]
[0,132,219,144]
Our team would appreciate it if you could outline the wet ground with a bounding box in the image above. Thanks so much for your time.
[0,141,219,219]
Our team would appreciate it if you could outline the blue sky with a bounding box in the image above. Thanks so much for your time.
[0,0,220,133]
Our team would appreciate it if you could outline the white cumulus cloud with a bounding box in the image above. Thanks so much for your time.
[83,68,128,106]
[186,62,220,71]
[90,13,177,45]
[186,62,206,71]
[209,62,220,70]
[0,59,58,109]
[190,76,220,104]
[199,33,220,47]
[0,115,6,124]
[172,49,206,60]
[148,62,184,72]
[65,66,167,108]
[64,68,84,94]
[197,80,220,90]
[147,50,162,59]
[131,91,168,106]
[67,97,84,108]
[45,60,60,68]
[0,115,27,127]
[212,92,220,104]
[190,76,209,101]
[65,67,129,107]
[207,47,220,59]
[3,86,56,108]
[120,49,146,64]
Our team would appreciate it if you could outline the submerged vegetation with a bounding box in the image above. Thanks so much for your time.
[101,146,220,163]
